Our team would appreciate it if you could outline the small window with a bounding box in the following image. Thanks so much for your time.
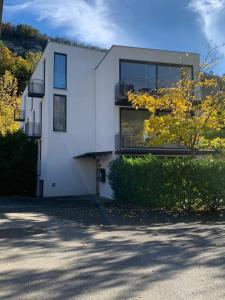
[54,53,67,89]
[53,95,66,131]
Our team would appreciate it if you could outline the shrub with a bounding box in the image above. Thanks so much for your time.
[108,155,225,212]
[0,130,38,196]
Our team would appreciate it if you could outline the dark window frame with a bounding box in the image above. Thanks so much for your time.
[53,52,67,90]
[53,94,67,132]
[119,59,194,90]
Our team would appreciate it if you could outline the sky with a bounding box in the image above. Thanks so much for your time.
[2,0,225,74]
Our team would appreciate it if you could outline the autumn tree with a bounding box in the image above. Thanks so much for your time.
[128,72,225,156]
[0,71,21,135]
[0,42,41,93]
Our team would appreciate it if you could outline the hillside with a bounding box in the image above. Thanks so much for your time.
[1,23,48,56]
[1,23,106,57]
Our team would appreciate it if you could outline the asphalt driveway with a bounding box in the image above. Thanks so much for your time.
[0,197,225,300]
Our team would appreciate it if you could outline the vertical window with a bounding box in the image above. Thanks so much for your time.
[53,95,66,131]
[31,97,33,111]
[54,53,67,89]
[43,59,46,93]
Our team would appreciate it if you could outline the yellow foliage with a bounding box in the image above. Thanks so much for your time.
[128,72,225,155]
[0,71,21,135]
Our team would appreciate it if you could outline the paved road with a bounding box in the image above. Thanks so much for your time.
[0,198,225,299]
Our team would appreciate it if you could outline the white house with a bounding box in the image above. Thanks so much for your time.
[17,41,200,198]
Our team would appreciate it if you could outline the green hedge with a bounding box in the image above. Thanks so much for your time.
[108,155,225,211]
[0,131,38,196]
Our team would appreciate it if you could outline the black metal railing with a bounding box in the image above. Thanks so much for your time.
[28,79,44,98]
[115,80,156,104]
[115,133,185,151]
[115,133,149,150]
[14,109,25,122]
[25,122,41,139]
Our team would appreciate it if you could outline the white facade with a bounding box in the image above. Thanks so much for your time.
[21,42,200,198]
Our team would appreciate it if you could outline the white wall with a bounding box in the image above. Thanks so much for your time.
[42,42,105,197]
[21,43,200,199]
[95,45,200,198]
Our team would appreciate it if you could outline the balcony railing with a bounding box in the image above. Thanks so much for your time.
[115,80,156,105]
[115,133,149,150]
[25,122,41,139]
[14,109,25,122]
[115,133,187,155]
[28,79,44,98]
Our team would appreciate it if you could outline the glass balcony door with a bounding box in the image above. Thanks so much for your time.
[120,109,150,148]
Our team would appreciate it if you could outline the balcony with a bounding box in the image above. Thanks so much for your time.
[115,80,156,105]
[25,122,41,139]
[115,133,191,156]
[28,79,44,98]
[14,109,25,122]
[115,133,149,150]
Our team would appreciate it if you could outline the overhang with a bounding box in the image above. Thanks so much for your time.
[74,151,113,159]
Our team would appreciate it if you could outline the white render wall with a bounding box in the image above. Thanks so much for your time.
[22,43,200,199]
[95,46,200,198]
[22,42,106,197]
[42,43,105,197]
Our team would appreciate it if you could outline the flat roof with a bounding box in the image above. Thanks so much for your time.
[95,44,200,69]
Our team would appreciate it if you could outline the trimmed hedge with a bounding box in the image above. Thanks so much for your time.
[0,130,38,196]
[108,155,225,211]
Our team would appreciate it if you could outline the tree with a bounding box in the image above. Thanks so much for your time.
[0,71,21,135]
[128,72,225,156]
[0,42,36,93]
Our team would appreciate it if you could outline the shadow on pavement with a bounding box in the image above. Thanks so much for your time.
[0,196,225,299]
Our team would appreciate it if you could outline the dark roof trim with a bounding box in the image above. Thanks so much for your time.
[74,151,113,159]
[115,148,215,156]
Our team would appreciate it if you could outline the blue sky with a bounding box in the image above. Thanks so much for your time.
[3,0,225,74]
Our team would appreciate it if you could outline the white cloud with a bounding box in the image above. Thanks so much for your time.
[189,0,225,49]
[5,0,126,48]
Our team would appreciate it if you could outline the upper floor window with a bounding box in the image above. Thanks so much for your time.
[158,65,192,88]
[54,53,67,89]
[53,94,67,132]
[120,60,193,91]
[120,61,156,93]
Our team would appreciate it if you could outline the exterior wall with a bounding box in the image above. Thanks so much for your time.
[21,42,106,197]
[95,46,200,198]
[41,43,105,197]
[98,153,116,199]
[21,43,200,199]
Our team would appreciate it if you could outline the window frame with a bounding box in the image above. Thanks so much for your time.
[53,94,67,132]
[119,59,194,90]
[53,52,67,90]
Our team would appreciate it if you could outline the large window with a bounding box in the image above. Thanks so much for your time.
[120,109,150,147]
[53,95,66,131]
[158,65,192,88]
[158,65,181,88]
[54,53,67,89]
[120,60,193,91]
[120,61,156,93]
